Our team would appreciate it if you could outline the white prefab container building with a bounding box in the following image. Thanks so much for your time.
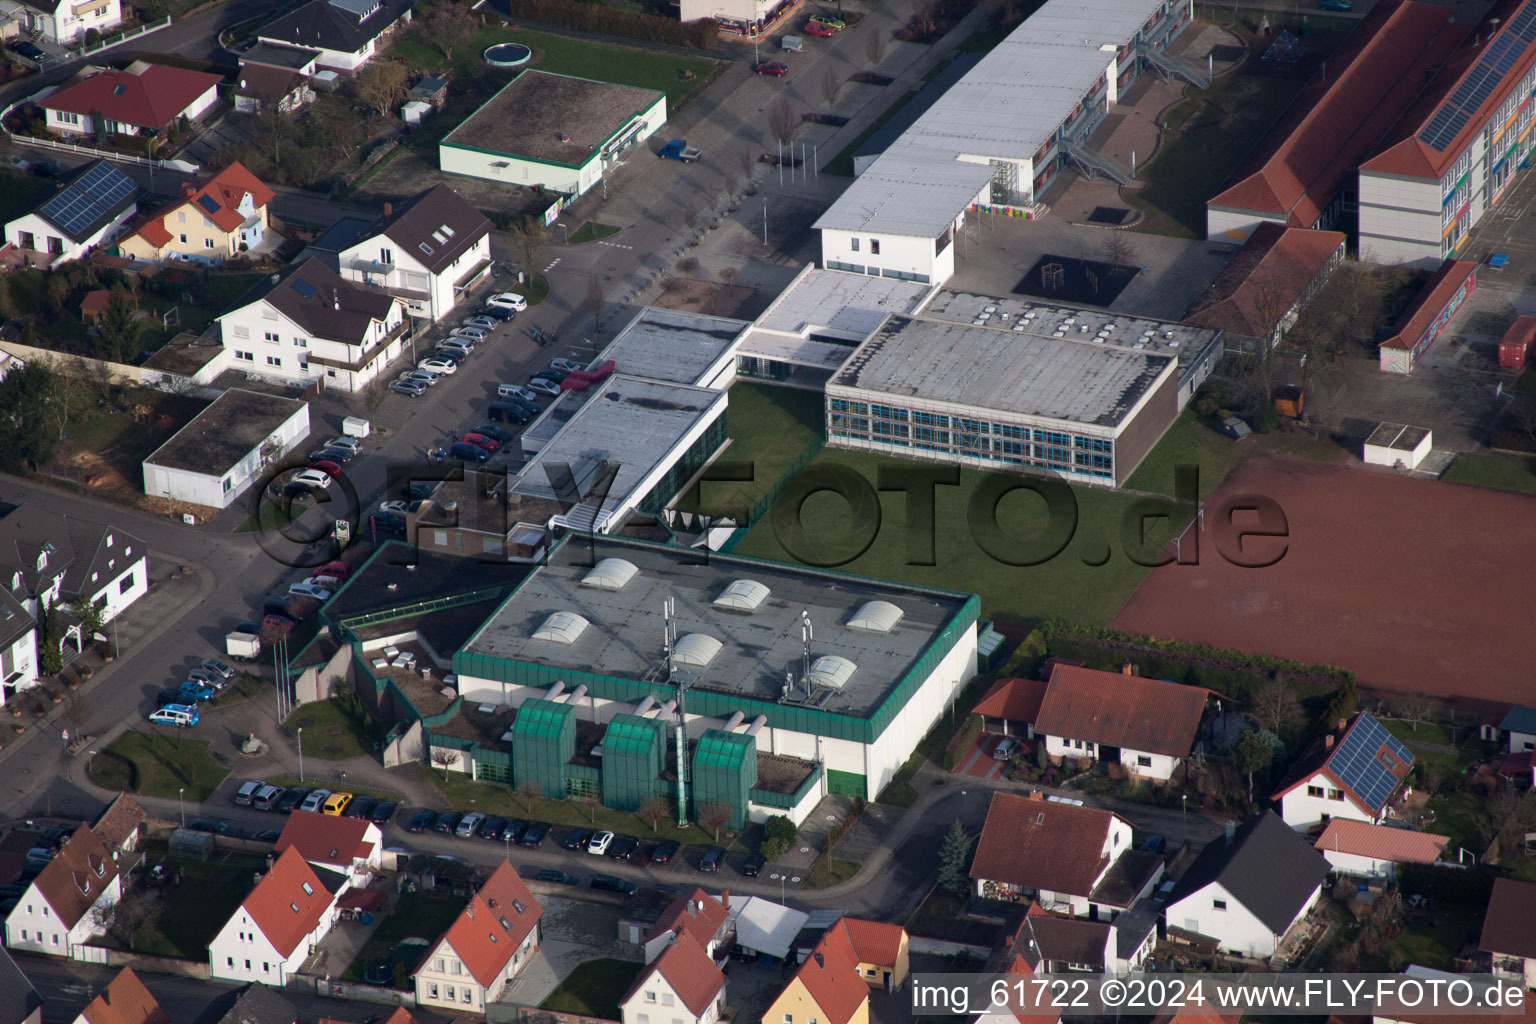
[142,389,310,510]
[440,72,666,199]
[1362,423,1432,470]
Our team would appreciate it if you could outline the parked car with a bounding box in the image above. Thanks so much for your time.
[519,821,551,847]
[148,705,198,727]
[486,292,528,312]
[591,874,637,895]
[322,792,353,816]
[378,499,426,516]
[698,847,725,872]
[561,827,594,851]
[398,370,440,388]
[155,687,186,708]
[188,818,237,836]
[288,582,333,601]
[587,830,615,855]
[803,20,836,35]
[526,378,561,397]
[299,789,332,814]
[498,384,539,403]
[253,785,285,811]
[235,780,265,806]
[536,869,579,885]
[462,315,499,331]
[473,423,512,442]
[497,394,539,417]
[650,840,680,864]
[451,326,488,342]
[550,358,586,373]
[456,812,486,838]
[283,469,333,496]
[12,41,45,62]
[419,358,458,376]
[448,442,491,463]
[302,574,343,590]
[178,680,215,702]
[262,614,295,635]
[609,835,640,860]
[434,811,464,834]
[308,446,354,464]
[755,61,790,76]
[486,402,532,425]
[740,853,766,877]
[187,668,222,688]
[531,366,569,383]
[370,801,398,825]
[235,620,263,636]
[278,787,311,813]
[252,830,284,843]
[479,304,516,321]
[322,438,362,455]
[202,659,236,680]
[390,380,427,397]
[992,736,1017,760]
[431,345,468,363]
[478,816,509,839]
[807,14,846,29]
[310,460,343,478]
[658,139,702,162]
[437,337,474,355]
[460,432,500,452]
[405,808,437,833]
[501,818,530,842]
[342,795,376,819]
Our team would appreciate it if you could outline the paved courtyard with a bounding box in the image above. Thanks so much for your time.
[496,896,629,1007]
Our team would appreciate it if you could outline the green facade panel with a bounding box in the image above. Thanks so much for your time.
[512,698,575,799]
[602,714,666,811]
[826,769,866,796]
[692,730,757,830]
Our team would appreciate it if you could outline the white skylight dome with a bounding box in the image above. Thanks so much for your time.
[847,600,904,633]
[673,633,723,667]
[582,558,639,590]
[532,612,589,644]
[809,656,857,689]
[714,579,771,612]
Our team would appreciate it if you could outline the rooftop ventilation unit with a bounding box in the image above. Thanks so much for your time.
[809,655,857,689]
[532,611,589,644]
[847,600,903,633]
[582,557,639,590]
[714,579,770,612]
[673,633,722,668]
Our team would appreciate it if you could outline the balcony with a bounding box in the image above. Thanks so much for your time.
[345,259,430,303]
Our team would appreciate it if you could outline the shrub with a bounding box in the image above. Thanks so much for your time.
[941,714,983,769]
[84,28,101,46]
[1252,406,1280,434]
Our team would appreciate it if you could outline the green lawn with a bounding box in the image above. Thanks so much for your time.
[431,772,743,848]
[1386,903,1480,971]
[1423,791,1485,855]
[90,731,229,800]
[541,959,643,1019]
[730,446,1186,629]
[345,892,466,984]
[284,697,385,759]
[568,221,621,244]
[393,26,718,110]
[133,859,258,959]
[677,382,825,518]
[1125,407,1344,499]
[522,271,550,306]
[1128,72,1317,238]
[1380,718,1459,748]
[1442,451,1536,495]
[210,673,268,707]
[806,856,859,888]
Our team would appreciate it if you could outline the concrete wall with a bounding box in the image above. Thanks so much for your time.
[1357,173,1444,268]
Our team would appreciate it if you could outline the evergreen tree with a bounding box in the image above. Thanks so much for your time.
[0,362,59,472]
[1323,680,1358,730]
[38,598,62,676]
[936,819,972,896]
[1233,730,1273,804]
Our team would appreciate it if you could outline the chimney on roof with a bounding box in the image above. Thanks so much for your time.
[1121,663,1133,676]
[1338,718,1347,733]
[721,889,729,909]
[383,202,392,217]
[267,854,274,870]
[1028,789,1044,800]
[182,183,196,198]
[1325,734,1335,749]
[1224,820,1235,844]
[489,897,497,908]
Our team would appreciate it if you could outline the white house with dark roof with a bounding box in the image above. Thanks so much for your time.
[2,824,121,959]
[142,389,310,510]
[1165,811,1328,958]
[216,257,407,392]
[1497,706,1536,754]
[337,184,492,323]
[1480,878,1536,990]
[0,589,38,703]
[1273,712,1415,830]
[5,0,122,47]
[3,160,138,265]
[0,946,42,1024]
[256,0,412,71]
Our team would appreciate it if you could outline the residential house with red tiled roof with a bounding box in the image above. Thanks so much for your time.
[42,62,222,139]
[72,967,168,1024]
[117,163,274,266]
[972,677,1049,739]
[1357,0,1536,265]
[834,918,909,991]
[3,824,120,960]
[1204,0,1464,242]
[273,809,383,887]
[620,931,727,1024]
[91,792,145,859]
[413,862,543,1012]
[765,923,870,1024]
[1273,712,1415,829]
[208,846,347,985]
[1314,819,1447,879]
[641,889,731,963]
[1033,664,1214,781]
[970,791,1160,919]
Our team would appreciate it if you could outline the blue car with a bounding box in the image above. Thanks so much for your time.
[405,809,437,833]
[178,680,216,702]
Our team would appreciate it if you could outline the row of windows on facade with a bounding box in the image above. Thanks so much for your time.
[231,327,308,346]
[1305,784,1345,800]
[233,351,303,369]
[425,983,478,1005]
[830,420,1114,476]
[15,930,61,946]
[822,260,931,284]
[832,400,1115,450]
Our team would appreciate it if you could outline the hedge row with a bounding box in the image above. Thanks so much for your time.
[941,713,984,770]
[503,0,718,49]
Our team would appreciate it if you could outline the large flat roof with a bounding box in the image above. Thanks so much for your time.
[460,536,973,719]
[512,376,726,509]
[925,288,1223,385]
[829,314,1173,428]
[754,267,932,338]
[816,0,1170,236]
[597,308,748,385]
[142,388,306,476]
[442,71,664,167]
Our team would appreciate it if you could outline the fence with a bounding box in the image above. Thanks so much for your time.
[75,946,211,977]
[487,1005,617,1024]
[297,976,417,1007]
[908,936,994,958]
[73,16,171,59]
[702,431,826,554]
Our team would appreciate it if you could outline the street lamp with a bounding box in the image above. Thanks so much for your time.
[1181,794,1187,845]
[178,787,185,829]
[297,727,305,783]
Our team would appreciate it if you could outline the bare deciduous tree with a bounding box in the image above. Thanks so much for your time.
[638,795,669,832]
[768,97,797,145]
[577,792,601,823]
[360,375,390,414]
[417,2,476,60]
[737,148,756,182]
[518,779,542,813]
[62,687,89,737]
[1101,232,1136,275]
[1251,680,1303,737]
[820,68,843,108]
[864,30,888,68]
[1392,694,1436,733]
[508,216,551,276]
[697,801,731,841]
[353,61,408,118]
[677,256,701,276]
[430,748,460,778]
[584,275,604,326]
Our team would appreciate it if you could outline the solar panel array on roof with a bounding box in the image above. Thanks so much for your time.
[39,163,136,239]
[196,194,222,216]
[292,279,316,298]
[1419,9,1536,152]
[1328,713,1414,812]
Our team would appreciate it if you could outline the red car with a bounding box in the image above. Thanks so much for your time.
[320,560,350,580]
[755,61,789,77]
[262,615,295,634]
[311,460,343,477]
[803,20,835,35]
[460,433,500,453]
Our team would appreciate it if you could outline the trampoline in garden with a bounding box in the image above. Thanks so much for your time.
[484,43,532,67]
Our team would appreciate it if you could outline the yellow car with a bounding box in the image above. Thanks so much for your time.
[322,791,353,816]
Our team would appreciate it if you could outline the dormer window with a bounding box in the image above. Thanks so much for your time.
[11,572,20,590]
[91,856,105,877]
[302,882,314,895]
[419,242,433,255]
[290,903,300,913]
[512,899,526,914]
[106,534,113,547]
